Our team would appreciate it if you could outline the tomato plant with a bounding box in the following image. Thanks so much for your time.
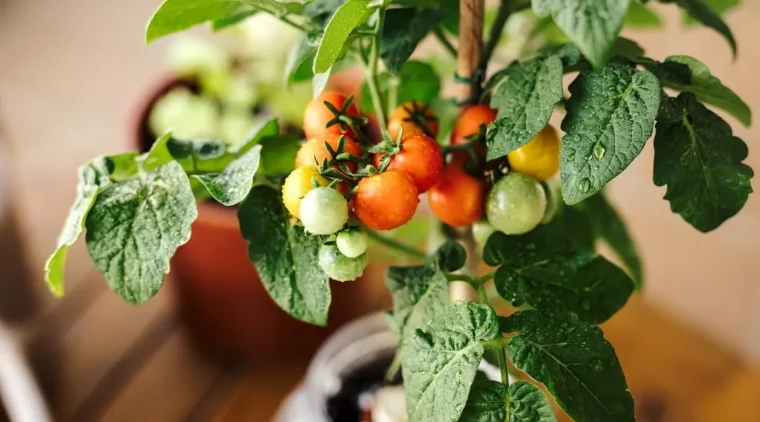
[47,0,754,421]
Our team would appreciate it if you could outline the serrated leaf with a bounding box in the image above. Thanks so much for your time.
[431,240,466,272]
[380,8,443,75]
[360,60,441,112]
[385,263,449,342]
[560,63,660,204]
[285,34,318,84]
[403,301,500,422]
[656,55,751,126]
[668,0,737,55]
[45,164,112,297]
[653,93,753,232]
[146,0,302,43]
[486,56,563,160]
[625,1,663,28]
[85,161,198,304]
[584,193,643,288]
[508,381,556,422]
[313,0,371,73]
[503,311,634,422]
[238,185,331,325]
[533,0,630,68]
[195,145,261,206]
[483,227,634,324]
[460,373,507,422]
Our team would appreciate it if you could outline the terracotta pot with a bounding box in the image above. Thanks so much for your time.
[132,77,390,364]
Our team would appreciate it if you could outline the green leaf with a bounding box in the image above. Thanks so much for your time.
[613,37,645,60]
[683,0,740,25]
[625,1,663,27]
[653,93,753,232]
[285,34,318,84]
[195,145,261,206]
[483,227,634,324]
[432,241,466,272]
[584,193,643,288]
[258,134,301,174]
[485,55,564,160]
[211,10,258,31]
[545,195,596,251]
[380,8,443,75]
[313,0,371,73]
[460,373,507,422]
[560,63,660,204]
[403,301,500,422]
[85,162,198,304]
[508,381,557,422]
[45,164,111,297]
[503,311,635,422]
[532,0,631,68]
[146,0,302,43]
[313,68,333,97]
[668,0,737,55]
[386,263,449,342]
[360,61,441,112]
[656,55,751,126]
[304,0,346,27]
[238,185,331,325]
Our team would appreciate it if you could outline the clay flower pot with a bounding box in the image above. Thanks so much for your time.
[132,76,390,364]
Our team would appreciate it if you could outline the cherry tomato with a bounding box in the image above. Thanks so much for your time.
[336,228,369,258]
[295,133,363,173]
[353,170,419,230]
[428,165,486,227]
[318,243,369,282]
[449,104,497,165]
[303,91,360,139]
[299,187,349,235]
[507,125,560,181]
[486,172,547,235]
[373,134,443,193]
[387,102,439,140]
[282,166,329,218]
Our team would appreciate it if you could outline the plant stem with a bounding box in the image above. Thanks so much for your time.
[365,4,388,127]
[366,229,426,260]
[433,27,457,57]
[481,0,511,73]
[280,15,310,32]
[497,346,510,387]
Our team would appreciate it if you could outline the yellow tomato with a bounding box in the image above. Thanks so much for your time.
[507,125,560,181]
[282,166,329,218]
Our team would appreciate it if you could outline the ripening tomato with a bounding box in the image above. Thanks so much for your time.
[353,170,419,230]
[282,166,329,218]
[300,187,349,235]
[295,133,363,172]
[449,105,497,165]
[507,125,560,181]
[303,91,360,139]
[336,228,369,258]
[373,134,443,193]
[387,102,439,140]
[428,165,486,227]
[318,243,369,282]
[486,172,547,235]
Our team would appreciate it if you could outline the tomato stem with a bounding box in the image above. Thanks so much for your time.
[366,229,426,259]
[365,4,388,128]
[433,27,457,57]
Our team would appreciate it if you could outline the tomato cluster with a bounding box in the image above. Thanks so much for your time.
[282,91,562,280]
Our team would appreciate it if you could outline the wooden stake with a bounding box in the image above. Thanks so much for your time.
[450,0,485,302]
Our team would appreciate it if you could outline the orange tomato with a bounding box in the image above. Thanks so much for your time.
[387,102,439,141]
[295,133,363,172]
[353,170,419,230]
[428,165,486,227]
[373,134,443,193]
[303,91,360,139]
[450,104,497,165]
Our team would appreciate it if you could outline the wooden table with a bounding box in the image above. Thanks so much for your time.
[19,269,760,422]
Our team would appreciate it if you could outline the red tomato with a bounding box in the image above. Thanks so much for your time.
[373,134,443,193]
[353,170,419,230]
[428,165,486,227]
[387,102,439,141]
[295,133,363,173]
[303,91,360,139]
[450,105,497,165]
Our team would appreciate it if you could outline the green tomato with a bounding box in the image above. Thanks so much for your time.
[540,181,557,224]
[148,88,220,140]
[472,220,496,247]
[336,229,368,258]
[486,172,547,235]
[318,243,369,282]
[299,187,348,235]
